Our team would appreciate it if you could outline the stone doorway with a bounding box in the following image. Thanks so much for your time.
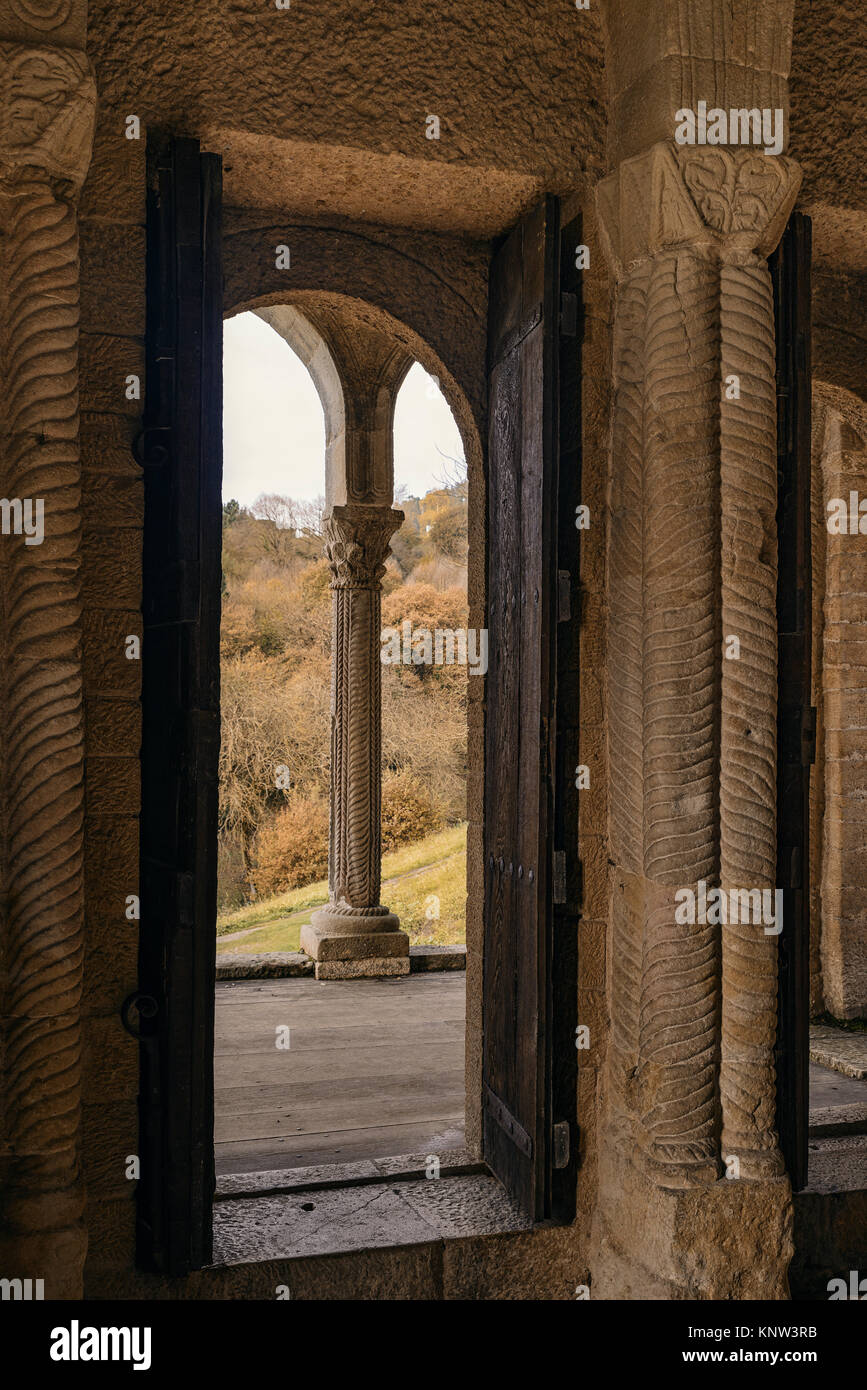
[214,301,478,1179]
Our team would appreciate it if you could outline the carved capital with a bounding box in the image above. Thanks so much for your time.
[323,504,404,589]
[597,142,801,279]
[9,0,73,28]
[0,42,96,196]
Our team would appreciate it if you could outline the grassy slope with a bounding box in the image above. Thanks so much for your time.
[217,822,467,953]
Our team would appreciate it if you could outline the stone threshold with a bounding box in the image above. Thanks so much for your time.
[210,1159,532,1265]
[808,1103,867,1138]
[216,1147,483,1200]
[810,1023,867,1080]
[216,944,466,980]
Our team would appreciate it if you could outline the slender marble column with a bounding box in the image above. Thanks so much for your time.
[302,504,409,979]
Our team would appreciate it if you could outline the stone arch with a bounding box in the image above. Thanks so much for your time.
[225,286,483,514]
[250,304,346,511]
[811,380,867,1019]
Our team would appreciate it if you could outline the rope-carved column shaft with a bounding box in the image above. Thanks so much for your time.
[0,43,96,1294]
[607,267,649,1138]
[598,144,801,1188]
[718,247,783,1177]
[303,504,408,972]
[332,569,383,907]
[640,244,721,1181]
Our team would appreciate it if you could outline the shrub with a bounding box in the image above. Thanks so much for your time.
[251,795,330,897]
[381,771,443,853]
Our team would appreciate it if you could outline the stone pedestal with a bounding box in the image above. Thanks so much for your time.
[301,504,409,979]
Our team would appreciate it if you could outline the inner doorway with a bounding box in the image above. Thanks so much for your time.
[213,311,471,1175]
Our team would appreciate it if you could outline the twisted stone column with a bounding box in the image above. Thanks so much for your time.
[0,40,96,1296]
[813,400,867,1018]
[598,143,800,1186]
[302,504,409,979]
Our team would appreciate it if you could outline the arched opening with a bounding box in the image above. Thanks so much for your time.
[806,384,867,1184]
[214,303,479,1175]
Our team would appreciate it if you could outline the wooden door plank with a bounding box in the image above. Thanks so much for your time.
[483,197,561,1220]
[772,211,813,1193]
[138,136,223,1275]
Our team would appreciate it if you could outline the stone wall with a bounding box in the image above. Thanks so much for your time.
[70,113,609,1291]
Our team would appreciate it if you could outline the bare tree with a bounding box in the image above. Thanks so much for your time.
[434,446,468,494]
[252,492,298,531]
[294,494,326,538]
[251,492,325,564]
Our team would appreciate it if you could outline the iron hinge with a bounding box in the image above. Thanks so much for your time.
[560,291,578,338]
[558,570,571,622]
[553,1121,570,1169]
[788,845,803,891]
[803,706,817,766]
[553,850,567,905]
[484,1085,534,1159]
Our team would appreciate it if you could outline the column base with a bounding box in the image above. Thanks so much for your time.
[302,907,410,980]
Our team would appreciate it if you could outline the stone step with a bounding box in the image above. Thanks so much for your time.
[216,944,467,980]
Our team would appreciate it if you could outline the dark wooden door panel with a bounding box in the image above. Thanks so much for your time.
[137,136,223,1275]
[772,211,812,1193]
[483,197,561,1220]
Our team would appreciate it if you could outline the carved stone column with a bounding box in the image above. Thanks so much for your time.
[301,504,409,979]
[597,143,800,1187]
[812,398,867,1019]
[0,34,96,1298]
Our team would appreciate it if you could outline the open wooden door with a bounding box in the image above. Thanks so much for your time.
[136,136,223,1273]
[772,211,813,1193]
[483,197,579,1222]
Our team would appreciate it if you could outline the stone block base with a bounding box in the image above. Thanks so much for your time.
[301,914,410,980]
[314,957,411,980]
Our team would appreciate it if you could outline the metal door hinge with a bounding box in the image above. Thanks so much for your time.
[803,706,817,766]
[558,570,571,622]
[560,292,578,338]
[553,1121,570,1169]
[553,850,567,905]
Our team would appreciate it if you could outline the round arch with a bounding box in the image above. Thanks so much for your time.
[225,287,483,516]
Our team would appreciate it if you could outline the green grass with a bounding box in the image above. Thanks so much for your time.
[217,822,467,954]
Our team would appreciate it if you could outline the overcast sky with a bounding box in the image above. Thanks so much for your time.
[222,311,465,507]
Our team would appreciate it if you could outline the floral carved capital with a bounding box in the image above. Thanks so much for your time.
[597,142,802,279]
[323,505,404,589]
[677,148,801,242]
[0,43,97,196]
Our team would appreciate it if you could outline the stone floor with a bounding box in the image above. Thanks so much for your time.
[810,1022,867,1080]
[808,1032,867,1194]
[214,972,466,1175]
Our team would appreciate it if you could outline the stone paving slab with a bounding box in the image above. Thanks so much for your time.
[212,1173,530,1264]
[410,945,467,971]
[215,945,466,979]
[217,952,314,979]
[216,1148,479,1198]
[805,1133,867,1195]
[810,1024,867,1079]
